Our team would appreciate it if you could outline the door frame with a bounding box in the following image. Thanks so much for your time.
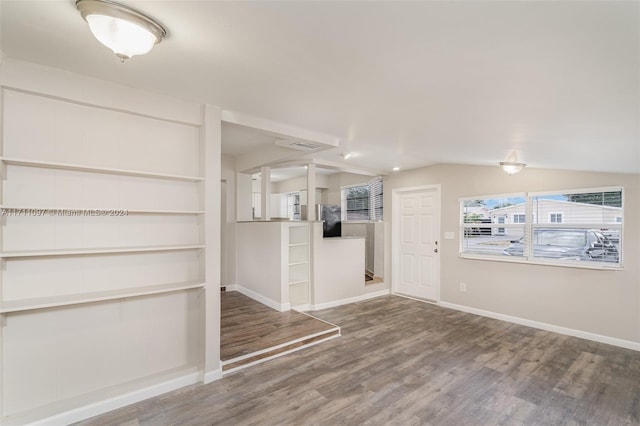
[391,184,442,302]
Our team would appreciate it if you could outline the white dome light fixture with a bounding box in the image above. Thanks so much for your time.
[500,150,526,175]
[499,161,526,175]
[76,0,167,62]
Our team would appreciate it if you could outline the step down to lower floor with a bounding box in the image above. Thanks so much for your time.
[221,327,340,374]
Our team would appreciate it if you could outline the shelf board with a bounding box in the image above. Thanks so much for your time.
[288,261,309,266]
[0,205,204,215]
[0,281,205,313]
[1,244,205,258]
[288,242,309,247]
[1,157,204,182]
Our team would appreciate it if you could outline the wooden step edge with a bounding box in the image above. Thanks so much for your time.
[222,329,340,373]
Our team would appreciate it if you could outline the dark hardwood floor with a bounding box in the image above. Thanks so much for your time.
[220,291,340,371]
[221,291,338,361]
[77,295,640,425]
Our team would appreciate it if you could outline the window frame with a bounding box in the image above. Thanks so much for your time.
[459,186,624,270]
[549,212,563,223]
[286,192,300,220]
[341,177,383,222]
[513,213,526,224]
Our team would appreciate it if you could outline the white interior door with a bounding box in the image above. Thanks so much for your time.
[394,186,440,301]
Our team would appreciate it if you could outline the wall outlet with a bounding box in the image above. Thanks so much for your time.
[459,282,467,292]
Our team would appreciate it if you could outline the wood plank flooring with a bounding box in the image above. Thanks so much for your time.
[76,295,640,425]
[220,291,339,371]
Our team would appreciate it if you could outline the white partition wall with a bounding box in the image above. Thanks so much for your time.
[0,61,221,425]
[236,221,310,311]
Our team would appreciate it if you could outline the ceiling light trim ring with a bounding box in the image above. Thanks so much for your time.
[76,0,167,43]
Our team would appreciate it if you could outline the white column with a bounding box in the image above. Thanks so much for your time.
[261,166,271,221]
[307,163,316,221]
[202,104,222,383]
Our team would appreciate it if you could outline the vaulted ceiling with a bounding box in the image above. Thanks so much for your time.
[2,1,638,174]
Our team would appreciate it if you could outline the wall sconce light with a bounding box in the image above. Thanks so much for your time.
[76,0,167,62]
[499,161,526,175]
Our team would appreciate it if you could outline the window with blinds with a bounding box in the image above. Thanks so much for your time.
[370,177,383,220]
[342,177,383,221]
[460,187,623,269]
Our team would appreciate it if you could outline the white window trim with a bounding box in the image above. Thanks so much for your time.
[459,187,624,270]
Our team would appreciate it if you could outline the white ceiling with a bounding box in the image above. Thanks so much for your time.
[2,1,638,174]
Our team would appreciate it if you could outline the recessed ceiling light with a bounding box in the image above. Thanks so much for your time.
[392,167,400,172]
[341,152,352,160]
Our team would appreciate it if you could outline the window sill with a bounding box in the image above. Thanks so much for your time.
[459,253,623,271]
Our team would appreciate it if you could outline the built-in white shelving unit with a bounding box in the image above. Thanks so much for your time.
[0,280,205,313]
[288,224,310,307]
[0,78,218,425]
[0,205,205,215]
[0,157,204,182]
[0,245,205,258]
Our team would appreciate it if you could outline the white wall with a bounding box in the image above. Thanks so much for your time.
[326,172,373,205]
[385,164,640,344]
[342,222,376,274]
[236,222,286,306]
[311,222,387,307]
[221,155,237,287]
[236,172,253,221]
[273,173,330,194]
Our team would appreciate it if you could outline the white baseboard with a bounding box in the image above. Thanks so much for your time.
[292,303,311,311]
[308,290,390,311]
[231,285,290,312]
[439,301,640,352]
[228,286,389,313]
[203,368,223,384]
[30,371,201,426]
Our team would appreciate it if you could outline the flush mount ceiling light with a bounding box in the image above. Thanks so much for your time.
[500,150,526,175]
[499,161,526,175]
[76,0,167,62]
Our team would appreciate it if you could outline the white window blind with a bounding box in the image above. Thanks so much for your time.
[341,177,383,221]
[369,176,383,221]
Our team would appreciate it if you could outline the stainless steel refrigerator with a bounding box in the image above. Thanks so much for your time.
[317,204,341,238]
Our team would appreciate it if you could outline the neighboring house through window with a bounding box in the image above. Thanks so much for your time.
[460,187,623,269]
[550,213,563,223]
[513,214,526,223]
